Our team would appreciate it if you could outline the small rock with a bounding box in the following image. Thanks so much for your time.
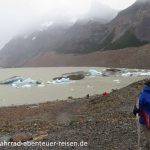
[86,94,90,99]
[0,135,11,142]
[68,96,73,99]
[37,130,48,136]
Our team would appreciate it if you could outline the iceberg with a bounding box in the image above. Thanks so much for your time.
[21,84,32,88]
[113,79,120,84]
[0,76,43,88]
[53,78,74,84]
[12,78,37,87]
[0,76,24,84]
[88,69,102,76]
[38,84,45,87]
[122,72,132,77]
[122,71,150,77]
[47,78,74,85]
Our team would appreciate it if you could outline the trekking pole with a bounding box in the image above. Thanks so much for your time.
[136,113,141,150]
[135,97,141,150]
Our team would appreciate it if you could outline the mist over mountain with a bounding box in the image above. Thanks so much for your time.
[82,0,117,23]
[0,0,117,49]
[0,1,117,67]
[0,0,150,68]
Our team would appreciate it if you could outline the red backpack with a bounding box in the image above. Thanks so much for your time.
[142,109,150,128]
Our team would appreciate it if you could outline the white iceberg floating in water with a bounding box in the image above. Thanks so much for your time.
[113,79,120,84]
[0,76,24,84]
[21,84,32,88]
[12,78,37,87]
[122,71,150,77]
[122,72,132,77]
[47,78,74,85]
[38,84,45,87]
[88,69,102,76]
[5,77,43,88]
[139,72,150,76]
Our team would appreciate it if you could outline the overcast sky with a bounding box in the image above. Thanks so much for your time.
[0,0,136,49]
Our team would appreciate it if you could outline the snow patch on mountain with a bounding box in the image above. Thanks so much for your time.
[38,21,54,31]
[24,35,28,39]
[41,21,53,28]
[32,36,36,41]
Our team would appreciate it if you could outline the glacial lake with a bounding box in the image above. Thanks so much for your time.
[0,67,146,107]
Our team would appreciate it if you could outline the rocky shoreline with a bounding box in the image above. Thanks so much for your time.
[0,79,147,149]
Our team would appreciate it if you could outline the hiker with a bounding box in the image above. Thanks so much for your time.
[133,80,150,149]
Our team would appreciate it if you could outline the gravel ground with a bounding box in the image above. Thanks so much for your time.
[0,79,147,150]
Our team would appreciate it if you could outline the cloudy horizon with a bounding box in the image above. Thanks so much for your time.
[0,0,136,49]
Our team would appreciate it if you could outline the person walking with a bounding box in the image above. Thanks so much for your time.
[133,80,150,150]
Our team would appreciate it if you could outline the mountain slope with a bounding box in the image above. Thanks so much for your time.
[0,1,116,67]
[0,24,70,67]
[0,0,150,68]
[103,0,150,50]
[23,44,150,69]
[0,21,109,67]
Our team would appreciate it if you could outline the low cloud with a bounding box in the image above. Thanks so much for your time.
[0,0,136,49]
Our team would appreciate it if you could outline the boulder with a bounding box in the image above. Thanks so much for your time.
[53,77,63,80]
[10,132,33,142]
[53,71,85,81]
[66,74,85,80]
[105,68,121,72]
[102,68,122,76]
[33,130,48,141]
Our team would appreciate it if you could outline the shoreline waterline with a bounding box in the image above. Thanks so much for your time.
[0,67,147,107]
